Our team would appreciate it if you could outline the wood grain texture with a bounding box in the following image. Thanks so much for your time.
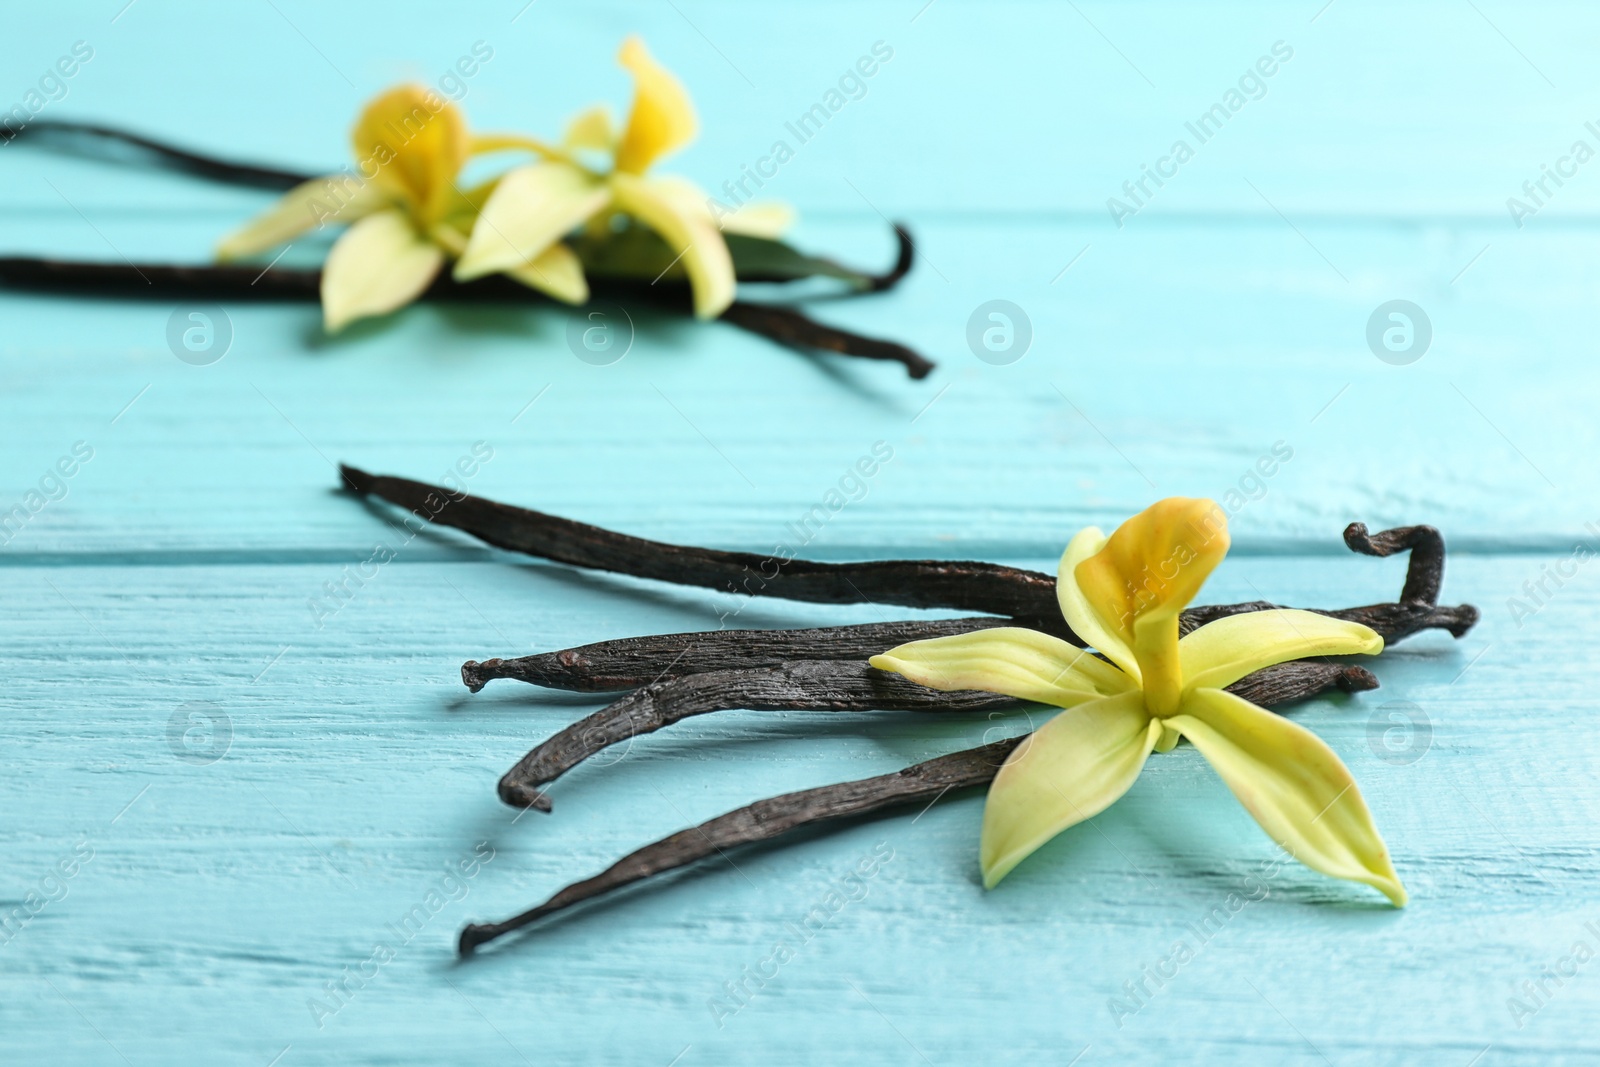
[1,1,1594,1064]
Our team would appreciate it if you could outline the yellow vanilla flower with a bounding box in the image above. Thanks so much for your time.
[453,36,790,319]
[217,84,585,332]
[870,498,1407,904]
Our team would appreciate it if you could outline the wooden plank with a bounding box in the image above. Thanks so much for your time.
[0,552,1588,1064]
[0,0,1595,217]
[0,215,1590,555]
[3,1,1594,1063]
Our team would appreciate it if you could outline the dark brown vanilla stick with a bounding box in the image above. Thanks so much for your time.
[459,737,1025,955]
[0,258,932,378]
[3,119,310,189]
[460,658,1376,954]
[1343,523,1449,608]
[496,660,1016,811]
[3,123,930,373]
[339,465,1065,626]
[859,223,915,293]
[4,118,920,295]
[1231,659,1377,705]
[721,301,932,379]
[1184,524,1475,640]
[495,658,1379,811]
[462,617,1010,692]
[343,467,1478,644]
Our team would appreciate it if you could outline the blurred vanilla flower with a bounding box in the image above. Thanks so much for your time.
[217,84,585,331]
[218,39,792,331]
[454,36,790,319]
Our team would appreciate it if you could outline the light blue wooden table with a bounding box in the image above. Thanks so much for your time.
[4,1,1597,1063]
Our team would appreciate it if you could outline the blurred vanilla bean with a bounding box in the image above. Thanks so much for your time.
[2,119,933,374]
[3,119,310,189]
[0,257,932,377]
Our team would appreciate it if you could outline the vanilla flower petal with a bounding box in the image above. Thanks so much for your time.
[716,201,795,239]
[504,241,589,305]
[614,36,697,174]
[1054,526,1139,681]
[609,173,734,318]
[454,162,608,281]
[980,693,1158,888]
[868,627,1133,709]
[216,176,389,261]
[320,209,444,332]
[872,496,1402,904]
[1074,497,1230,715]
[351,85,469,226]
[563,105,614,151]
[1169,686,1407,905]
[1179,609,1384,693]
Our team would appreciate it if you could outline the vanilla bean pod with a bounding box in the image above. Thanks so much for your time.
[462,617,1009,692]
[341,467,1478,643]
[0,237,917,297]
[459,737,1025,956]
[339,465,1066,626]
[460,658,1376,955]
[4,119,932,374]
[495,658,1378,812]
[496,660,1015,811]
[721,301,932,379]
[2,119,309,189]
[2,118,906,295]
[1178,522,1478,642]
[0,256,931,377]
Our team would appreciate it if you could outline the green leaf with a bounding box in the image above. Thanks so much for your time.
[723,233,873,288]
[572,223,872,288]
[571,223,681,280]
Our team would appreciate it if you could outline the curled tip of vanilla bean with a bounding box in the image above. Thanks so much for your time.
[863,224,915,292]
[1343,522,1445,606]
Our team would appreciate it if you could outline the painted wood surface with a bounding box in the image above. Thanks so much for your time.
[2,2,1596,1064]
